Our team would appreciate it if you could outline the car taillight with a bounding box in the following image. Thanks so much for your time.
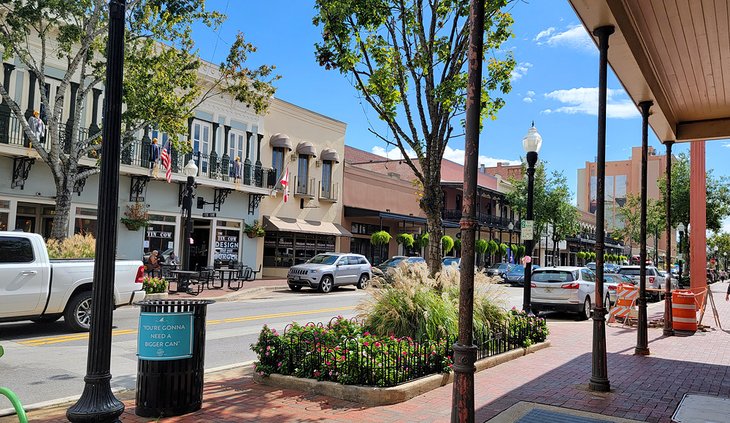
[649,276,655,284]
[135,265,145,284]
[530,283,536,288]
[561,283,580,289]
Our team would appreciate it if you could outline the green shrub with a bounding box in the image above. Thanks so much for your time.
[577,251,586,259]
[441,235,454,255]
[143,276,168,294]
[370,230,392,246]
[47,234,96,258]
[453,238,461,253]
[396,233,415,248]
[475,239,488,255]
[487,240,498,255]
[499,243,508,258]
[417,232,429,248]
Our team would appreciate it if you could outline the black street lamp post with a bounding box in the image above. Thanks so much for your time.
[677,223,685,286]
[522,123,542,314]
[508,222,514,263]
[67,1,126,421]
[636,99,653,356]
[182,160,198,271]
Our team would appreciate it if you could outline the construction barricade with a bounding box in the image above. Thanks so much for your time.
[607,283,638,326]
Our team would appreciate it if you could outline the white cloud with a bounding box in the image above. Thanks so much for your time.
[523,90,536,103]
[371,145,415,159]
[543,87,639,119]
[723,143,730,148]
[535,24,595,52]
[443,146,520,168]
[511,62,533,81]
[534,27,555,43]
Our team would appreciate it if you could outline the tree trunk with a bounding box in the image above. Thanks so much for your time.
[50,175,73,240]
[421,174,444,277]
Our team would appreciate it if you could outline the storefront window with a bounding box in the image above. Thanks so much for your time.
[214,220,241,265]
[74,207,97,237]
[263,231,335,267]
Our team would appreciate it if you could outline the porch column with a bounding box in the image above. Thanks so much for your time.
[589,25,613,393]
[209,122,219,178]
[221,125,231,181]
[663,141,674,336]
[635,100,653,356]
[244,130,252,185]
[0,63,15,144]
[689,141,707,290]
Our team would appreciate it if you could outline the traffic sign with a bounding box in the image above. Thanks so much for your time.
[521,220,534,241]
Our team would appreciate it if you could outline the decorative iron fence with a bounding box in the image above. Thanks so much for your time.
[254,315,546,388]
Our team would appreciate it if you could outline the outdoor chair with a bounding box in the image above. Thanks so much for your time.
[249,264,262,281]
[229,266,251,291]
[161,265,179,293]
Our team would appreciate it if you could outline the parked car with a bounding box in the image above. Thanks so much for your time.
[617,266,666,300]
[442,257,461,268]
[604,263,621,274]
[287,253,372,293]
[585,262,596,271]
[503,264,541,286]
[530,266,608,320]
[0,232,146,331]
[602,274,634,305]
[372,256,426,277]
[486,263,513,278]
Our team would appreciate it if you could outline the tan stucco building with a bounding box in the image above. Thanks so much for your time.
[258,99,349,277]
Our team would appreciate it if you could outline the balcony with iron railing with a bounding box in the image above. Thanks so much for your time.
[0,111,90,152]
[442,209,518,230]
[293,176,316,198]
[319,181,339,202]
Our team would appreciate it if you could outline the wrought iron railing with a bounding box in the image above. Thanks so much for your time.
[442,209,518,230]
[293,176,315,197]
[0,111,91,151]
[255,315,546,388]
[319,181,338,202]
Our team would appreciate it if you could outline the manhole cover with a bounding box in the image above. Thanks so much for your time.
[516,408,614,423]
[672,394,730,422]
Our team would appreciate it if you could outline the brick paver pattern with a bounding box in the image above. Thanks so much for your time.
[14,283,730,423]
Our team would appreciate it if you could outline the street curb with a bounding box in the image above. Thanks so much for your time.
[254,340,551,406]
[0,361,257,418]
[188,285,281,302]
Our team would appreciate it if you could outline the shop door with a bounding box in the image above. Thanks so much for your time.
[190,220,210,270]
[15,216,36,233]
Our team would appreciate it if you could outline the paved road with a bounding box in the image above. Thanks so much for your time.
[0,284,526,409]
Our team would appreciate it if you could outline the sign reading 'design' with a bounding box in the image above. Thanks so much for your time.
[137,312,193,361]
[521,220,534,241]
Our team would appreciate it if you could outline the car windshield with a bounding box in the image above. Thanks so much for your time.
[406,257,425,263]
[442,258,459,266]
[532,270,575,282]
[380,257,405,267]
[586,263,596,270]
[499,264,510,271]
[508,265,524,274]
[308,254,339,265]
[618,268,641,276]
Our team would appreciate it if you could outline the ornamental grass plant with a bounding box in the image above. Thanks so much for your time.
[359,263,507,340]
[46,234,96,258]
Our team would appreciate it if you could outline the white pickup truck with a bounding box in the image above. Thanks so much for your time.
[0,232,146,331]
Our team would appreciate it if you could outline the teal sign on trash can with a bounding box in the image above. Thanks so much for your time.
[137,312,194,360]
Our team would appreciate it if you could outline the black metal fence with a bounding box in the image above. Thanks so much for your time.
[255,315,545,388]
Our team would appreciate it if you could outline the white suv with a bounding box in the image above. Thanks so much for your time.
[617,266,667,300]
[530,266,612,320]
[287,253,372,293]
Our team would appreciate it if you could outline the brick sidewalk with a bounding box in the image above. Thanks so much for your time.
[11,284,730,422]
[165,277,286,301]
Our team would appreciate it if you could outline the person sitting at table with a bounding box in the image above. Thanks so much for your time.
[148,250,162,274]
[167,252,179,266]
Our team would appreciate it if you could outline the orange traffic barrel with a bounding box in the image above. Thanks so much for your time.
[672,290,697,333]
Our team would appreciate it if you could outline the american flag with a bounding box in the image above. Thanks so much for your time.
[160,142,172,183]
[281,167,289,203]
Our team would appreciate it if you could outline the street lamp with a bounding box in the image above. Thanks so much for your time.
[522,122,542,313]
[508,222,514,263]
[182,159,198,271]
[724,252,728,273]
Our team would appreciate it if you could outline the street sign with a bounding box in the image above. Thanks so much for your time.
[137,312,194,361]
[521,220,534,241]
[202,212,217,217]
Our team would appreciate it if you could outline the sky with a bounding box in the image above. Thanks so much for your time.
[191,0,730,230]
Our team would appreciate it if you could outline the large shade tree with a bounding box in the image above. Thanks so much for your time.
[313,0,516,274]
[0,0,278,240]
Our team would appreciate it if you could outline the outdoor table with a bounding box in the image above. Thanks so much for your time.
[169,270,199,293]
[216,268,238,289]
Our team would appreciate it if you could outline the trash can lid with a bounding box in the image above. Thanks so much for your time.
[134,299,215,306]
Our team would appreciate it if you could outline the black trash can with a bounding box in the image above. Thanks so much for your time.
[135,299,214,418]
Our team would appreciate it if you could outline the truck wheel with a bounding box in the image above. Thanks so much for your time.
[31,315,61,324]
[64,291,92,332]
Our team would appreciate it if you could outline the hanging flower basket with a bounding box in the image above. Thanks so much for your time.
[120,202,149,231]
[245,220,266,238]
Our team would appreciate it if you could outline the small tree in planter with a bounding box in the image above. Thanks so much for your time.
[453,238,461,257]
[370,231,392,246]
[577,251,586,265]
[416,233,430,249]
[120,202,149,231]
[476,239,488,267]
[487,240,498,264]
[244,220,266,238]
[441,235,454,255]
[499,243,509,261]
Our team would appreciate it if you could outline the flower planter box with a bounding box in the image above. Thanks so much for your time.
[145,292,169,300]
[253,340,550,406]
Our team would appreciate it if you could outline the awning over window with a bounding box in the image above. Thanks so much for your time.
[296,141,317,157]
[320,148,340,163]
[270,133,293,150]
[264,216,352,237]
